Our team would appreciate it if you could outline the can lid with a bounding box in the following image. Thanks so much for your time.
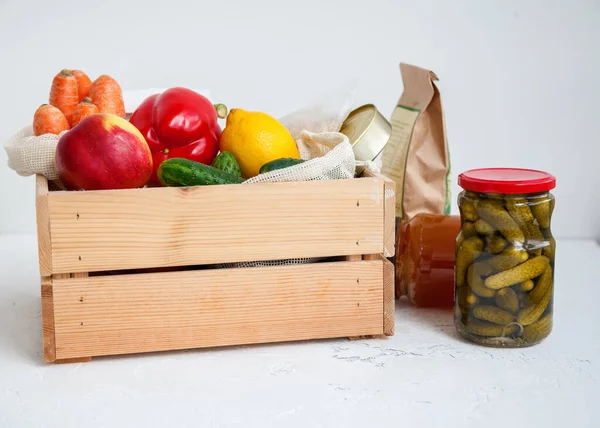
[339,104,391,162]
[458,168,556,194]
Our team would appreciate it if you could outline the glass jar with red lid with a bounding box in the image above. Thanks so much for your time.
[454,168,556,347]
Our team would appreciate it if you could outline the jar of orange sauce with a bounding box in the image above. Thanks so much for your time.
[396,214,461,308]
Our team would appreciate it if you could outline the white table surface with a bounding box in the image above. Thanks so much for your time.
[0,234,597,428]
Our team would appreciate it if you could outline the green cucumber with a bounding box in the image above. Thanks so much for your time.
[212,151,242,177]
[259,158,305,174]
[158,158,244,187]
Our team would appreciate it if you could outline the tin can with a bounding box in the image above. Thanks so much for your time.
[340,104,391,162]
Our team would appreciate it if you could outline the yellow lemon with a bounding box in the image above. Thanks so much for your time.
[219,109,300,178]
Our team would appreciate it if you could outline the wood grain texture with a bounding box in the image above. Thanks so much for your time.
[382,176,396,258]
[71,272,88,279]
[363,170,396,257]
[36,175,52,276]
[361,254,394,336]
[382,257,395,336]
[47,178,385,274]
[55,357,92,364]
[40,276,56,362]
[51,261,384,359]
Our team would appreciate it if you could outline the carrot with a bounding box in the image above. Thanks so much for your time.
[33,104,70,136]
[49,69,79,125]
[72,70,92,101]
[70,97,99,127]
[89,75,125,118]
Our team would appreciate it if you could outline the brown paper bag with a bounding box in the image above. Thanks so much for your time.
[380,63,451,220]
[380,63,451,298]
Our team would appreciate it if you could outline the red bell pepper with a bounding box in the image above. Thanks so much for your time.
[130,87,226,184]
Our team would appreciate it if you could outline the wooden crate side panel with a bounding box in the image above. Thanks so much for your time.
[48,178,385,274]
[382,256,395,336]
[46,273,90,363]
[382,176,396,258]
[41,276,56,362]
[363,254,395,336]
[52,261,384,359]
[36,175,52,276]
[362,170,395,257]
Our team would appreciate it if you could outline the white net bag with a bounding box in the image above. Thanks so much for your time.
[245,131,355,184]
[4,126,64,181]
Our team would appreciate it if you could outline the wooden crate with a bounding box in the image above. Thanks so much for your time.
[36,172,395,363]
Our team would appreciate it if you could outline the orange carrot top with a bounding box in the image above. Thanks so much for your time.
[33,104,70,136]
[72,70,92,101]
[49,69,79,126]
[89,75,126,118]
[71,97,99,127]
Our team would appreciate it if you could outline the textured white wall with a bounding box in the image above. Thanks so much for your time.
[0,0,598,238]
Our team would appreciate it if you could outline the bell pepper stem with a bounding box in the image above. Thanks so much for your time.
[214,103,228,119]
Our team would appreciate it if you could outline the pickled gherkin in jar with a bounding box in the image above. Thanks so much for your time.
[495,288,519,314]
[462,221,477,238]
[474,219,495,236]
[466,262,495,298]
[519,279,535,292]
[476,200,525,244]
[487,246,529,271]
[456,236,484,286]
[485,234,508,254]
[455,168,556,347]
[485,256,549,289]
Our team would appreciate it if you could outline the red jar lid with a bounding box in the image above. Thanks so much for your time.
[458,168,556,194]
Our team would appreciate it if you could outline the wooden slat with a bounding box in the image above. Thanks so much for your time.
[47,274,90,364]
[56,357,92,364]
[71,272,88,279]
[36,175,52,276]
[41,276,56,362]
[52,260,384,359]
[382,176,396,258]
[348,251,379,340]
[382,257,395,336]
[363,254,394,336]
[363,170,396,257]
[47,178,385,274]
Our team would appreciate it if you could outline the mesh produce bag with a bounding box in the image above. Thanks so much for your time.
[245,131,355,184]
[4,125,63,181]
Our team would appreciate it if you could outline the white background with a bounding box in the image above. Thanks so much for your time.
[0,0,598,238]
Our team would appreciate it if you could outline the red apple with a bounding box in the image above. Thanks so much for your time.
[56,113,153,190]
